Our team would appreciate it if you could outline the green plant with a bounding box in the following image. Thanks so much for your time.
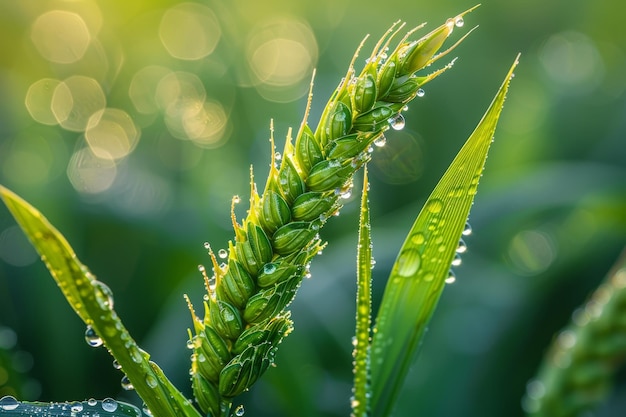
[4,5,620,417]
[5,6,512,416]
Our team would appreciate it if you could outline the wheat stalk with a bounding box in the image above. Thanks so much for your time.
[185,8,477,416]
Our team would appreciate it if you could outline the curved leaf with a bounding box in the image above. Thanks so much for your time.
[0,187,201,417]
[0,397,141,417]
[369,55,520,417]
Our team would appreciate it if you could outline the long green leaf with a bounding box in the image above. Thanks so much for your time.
[0,187,201,417]
[352,167,373,417]
[369,55,520,417]
[0,397,141,416]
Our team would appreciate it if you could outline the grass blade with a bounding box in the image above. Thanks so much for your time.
[0,397,142,416]
[369,55,520,417]
[0,186,201,417]
[352,167,373,417]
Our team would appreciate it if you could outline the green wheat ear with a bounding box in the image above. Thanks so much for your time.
[185,7,478,416]
[523,250,626,417]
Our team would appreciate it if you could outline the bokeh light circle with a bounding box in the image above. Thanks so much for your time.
[25,78,61,126]
[31,10,91,64]
[85,108,140,160]
[159,3,221,60]
[129,66,173,115]
[51,75,106,132]
[67,147,117,193]
[245,17,318,102]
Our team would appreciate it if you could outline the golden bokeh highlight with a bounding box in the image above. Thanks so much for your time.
[159,3,221,60]
[25,78,61,126]
[67,147,117,194]
[85,108,140,160]
[183,100,229,148]
[51,75,106,132]
[31,10,91,64]
[246,17,318,102]
[129,65,173,115]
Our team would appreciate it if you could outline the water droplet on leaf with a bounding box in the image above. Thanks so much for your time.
[218,249,228,259]
[411,232,425,245]
[374,135,387,147]
[456,239,467,254]
[145,374,158,388]
[102,398,118,412]
[417,88,425,97]
[112,359,122,370]
[462,222,472,236]
[121,375,134,391]
[234,404,245,416]
[88,398,98,406]
[70,402,83,412]
[445,270,456,284]
[454,16,464,27]
[388,114,405,130]
[85,325,103,347]
[451,253,462,267]
[396,248,421,277]
[0,396,19,411]
[425,199,443,214]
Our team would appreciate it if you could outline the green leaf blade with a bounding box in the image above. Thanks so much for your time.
[353,167,373,417]
[0,397,142,417]
[0,186,201,417]
[369,55,520,417]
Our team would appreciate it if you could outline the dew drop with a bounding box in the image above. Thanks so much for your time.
[274,151,282,161]
[85,325,103,347]
[234,404,245,416]
[417,88,425,97]
[425,199,443,214]
[146,374,158,388]
[121,375,134,391]
[218,249,228,259]
[445,270,456,284]
[70,402,83,412]
[411,232,425,245]
[88,398,98,406]
[203,242,210,250]
[454,16,464,27]
[395,248,421,277]
[143,403,153,416]
[112,359,122,370]
[186,336,196,350]
[94,280,115,309]
[370,257,376,268]
[0,395,19,411]
[462,222,472,236]
[198,264,206,273]
[374,134,387,147]
[102,398,118,412]
[451,253,462,267]
[456,239,467,254]
[388,113,405,130]
[423,272,434,282]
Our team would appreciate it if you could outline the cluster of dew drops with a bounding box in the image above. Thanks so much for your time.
[446,221,472,285]
[0,395,127,415]
[78,281,161,417]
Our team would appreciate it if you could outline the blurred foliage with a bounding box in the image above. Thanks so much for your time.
[0,0,624,416]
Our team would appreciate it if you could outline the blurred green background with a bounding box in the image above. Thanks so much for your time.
[0,0,624,416]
